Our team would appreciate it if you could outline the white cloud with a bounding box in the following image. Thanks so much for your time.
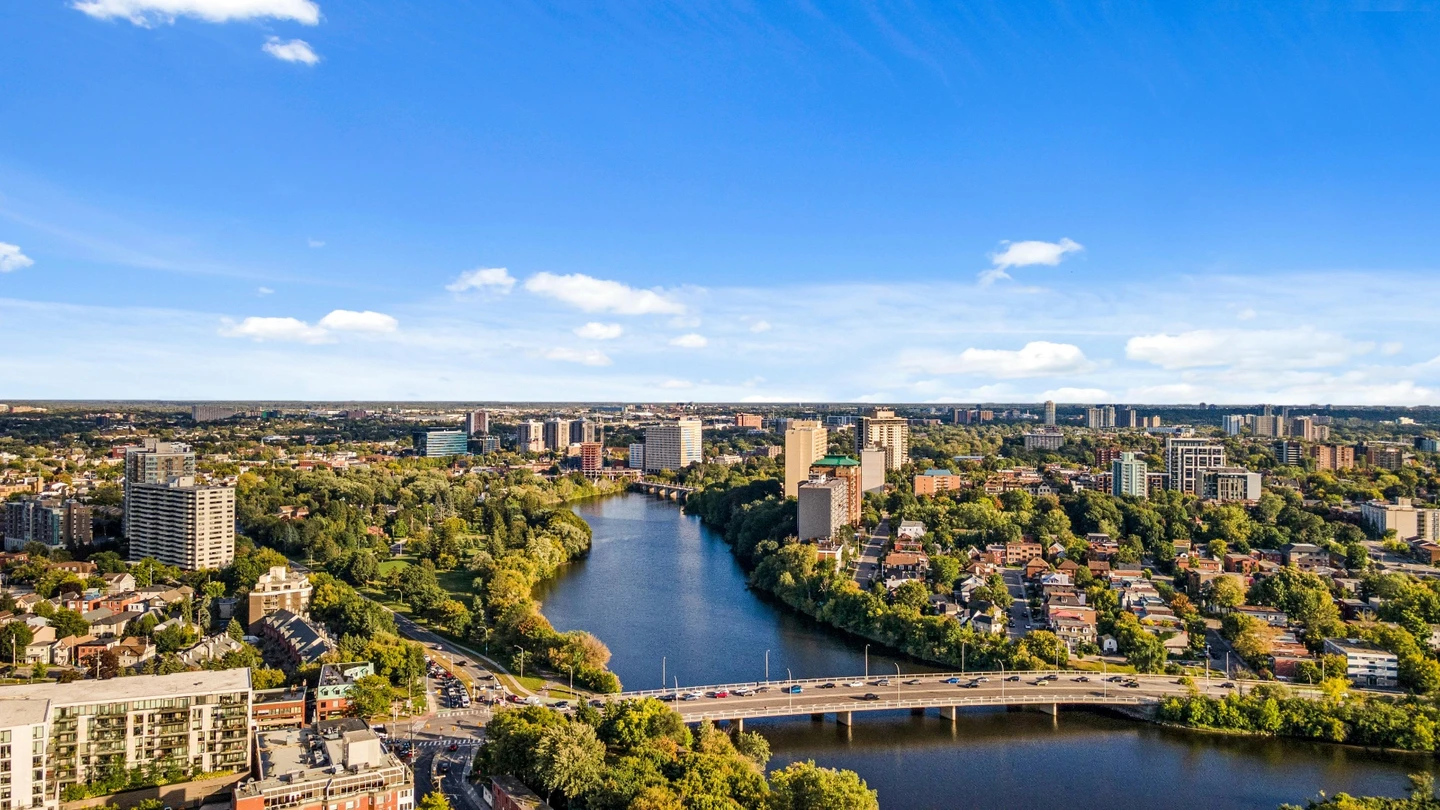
[525,272,685,315]
[0,243,34,273]
[257,287,274,296]
[989,238,1083,270]
[307,238,325,248]
[1125,328,1368,370]
[543,347,612,366]
[317,309,398,333]
[902,341,1095,378]
[659,379,694,389]
[1041,387,1112,402]
[1236,308,1257,321]
[1383,341,1404,356]
[749,320,771,333]
[574,322,623,340]
[669,333,708,349]
[220,316,329,344]
[977,268,1011,286]
[446,267,515,294]
[263,37,319,65]
[73,0,320,26]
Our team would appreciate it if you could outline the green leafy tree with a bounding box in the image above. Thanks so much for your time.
[0,622,34,663]
[346,674,396,719]
[767,761,879,810]
[535,721,605,803]
[417,791,451,810]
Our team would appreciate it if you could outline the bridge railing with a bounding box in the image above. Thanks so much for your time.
[617,670,1282,700]
[674,693,1150,721]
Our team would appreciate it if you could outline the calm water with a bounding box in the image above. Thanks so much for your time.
[539,494,1438,809]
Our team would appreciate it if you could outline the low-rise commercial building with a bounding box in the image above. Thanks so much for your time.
[315,662,377,722]
[233,718,413,810]
[1323,638,1399,688]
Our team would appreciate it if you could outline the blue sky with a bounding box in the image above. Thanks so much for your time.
[4,1,1440,403]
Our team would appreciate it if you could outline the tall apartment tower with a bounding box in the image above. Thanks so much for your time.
[516,420,544,453]
[644,418,703,472]
[784,420,828,498]
[569,419,599,445]
[1222,415,1245,435]
[542,418,571,451]
[1085,407,1116,429]
[465,410,489,436]
[1112,452,1148,498]
[856,408,909,470]
[1164,437,1226,495]
[126,476,236,570]
[124,439,196,536]
[1043,400,1056,426]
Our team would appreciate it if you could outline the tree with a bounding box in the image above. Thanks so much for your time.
[227,618,246,641]
[0,622,34,663]
[346,674,395,719]
[98,649,121,679]
[417,791,451,810]
[767,761,879,810]
[48,607,90,639]
[1205,576,1246,612]
[1020,631,1069,668]
[535,721,605,802]
[154,623,198,654]
[892,580,929,612]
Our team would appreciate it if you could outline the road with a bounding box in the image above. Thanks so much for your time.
[853,518,889,586]
[617,671,1310,724]
[1000,567,1031,640]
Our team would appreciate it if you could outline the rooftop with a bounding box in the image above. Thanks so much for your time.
[810,455,860,467]
[0,668,249,709]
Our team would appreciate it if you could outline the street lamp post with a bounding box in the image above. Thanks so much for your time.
[787,668,793,711]
[894,664,901,703]
[764,650,770,684]
[662,656,666,690]
[515,646,525,680]
[864,645,870,679]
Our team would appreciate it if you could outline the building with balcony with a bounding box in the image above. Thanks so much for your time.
[248,566,314,630]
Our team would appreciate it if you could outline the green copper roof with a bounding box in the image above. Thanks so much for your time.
[811,455,860,467]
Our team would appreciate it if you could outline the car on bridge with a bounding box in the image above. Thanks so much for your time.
[959,681,980,689]
[784,685,803,694]
[733,688,755,696]
[845,681,863,688]
[903,678,924,685]
[860,693,880,701]
[1005,675,1021,682]
[941,677,961,684]
[819,682,837,689]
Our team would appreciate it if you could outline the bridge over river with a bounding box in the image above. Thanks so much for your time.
[615,671,1319,731]
[629,480,697,502]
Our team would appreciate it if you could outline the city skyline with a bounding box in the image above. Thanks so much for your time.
[5,4,1440,403]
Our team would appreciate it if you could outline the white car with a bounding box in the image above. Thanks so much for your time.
[845,681,864,688]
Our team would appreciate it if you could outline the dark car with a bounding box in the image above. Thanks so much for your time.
[960,681,980,689]
[903,678,924,685]
[860,693,880,701]
[447,743,459,752]
[1005,675,1021,682]
[437,763,449,774]
[819,682,837,689]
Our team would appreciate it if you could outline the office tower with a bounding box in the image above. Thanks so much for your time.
[569,419,599,445]
[628,443,646,469]
[1310,444,1355,470]
[1164,437,1226,494]
[580,442,603,472]
[126,476,236,570]
[734,413,764,429]
[3,498,91,552]
[784,420,828,498]
[1274,441,1304,466]
[797,478,849,542]
[516,420,544,453]
[191,404,239,422]
[856,408,909,470]
[644,418,703,472]
[1200,468,1262,502]
[1112,452,1148,498]
[542,418,571,451]
[412,428,468,457]
[809,455,862,525]
[2,669,252,804]
[1222,414,1245,435]
[248,565,313,629]
[1043,400,1056,426]
[465,409,490,436]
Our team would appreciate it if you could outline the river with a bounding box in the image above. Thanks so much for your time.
[537,493,1438,809]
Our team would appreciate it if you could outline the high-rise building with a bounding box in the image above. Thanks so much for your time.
[413,428,468,457]
[628,443,646,470]
[784,420,827,498]
[1274,441,1304,467]
[465,409,490,436]
[1253,414,1287,437]
[1201,468,1262,502]
[126,476,236,570]
[856,408,909,470]
[1112,452,1147,498]
[1095,447,1122,467]
[1022,428,1065,451]
[1085,407,1116,429]
[1366,444,1406,471]
[1117,408,1139,429]
[3,498,91,552]
[542,418,572,451]
[859,447,887,494]
[0,669,252,805]
[125,439,196,485]
[516,420,544,453]
[1310,444,1355,471]
[248,565,313,629]
[1043,400,1056,426]
[1165,437,1226,495]
[191,404,239,422]
[474,435,500,454]
[569,419,599,445]
[580,442,603,472]
[797,478,849,542]
[644,418,703,472]
[809,456,862,525]
[1361,497,1423,540]
[1289,416,1319,441]
[1222,415,1245,435]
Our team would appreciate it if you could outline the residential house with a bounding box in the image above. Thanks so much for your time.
[1282,543,1331,572]
[896,521,926,540]
[1024,557,1051,580]
[1236,605,1288,627]
[100,572,136,594]
[882,552,929,581]
[113,636,156,668]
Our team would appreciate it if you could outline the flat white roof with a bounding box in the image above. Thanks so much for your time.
[0,668,250,707]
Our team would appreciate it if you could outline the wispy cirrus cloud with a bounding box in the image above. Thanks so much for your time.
[525,272,685,315]
[72,0,320,25]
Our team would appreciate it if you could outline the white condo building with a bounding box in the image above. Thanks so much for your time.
[644,418,703,472]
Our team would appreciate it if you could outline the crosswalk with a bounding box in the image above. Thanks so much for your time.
[405,738,480,749]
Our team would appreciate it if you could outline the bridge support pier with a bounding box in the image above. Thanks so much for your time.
[835,711,854,726]
[731,718,743,733]
[910,708,924,716]
[810,714,824,722]
[939,706,958,723]
[1034,703,1059,717]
